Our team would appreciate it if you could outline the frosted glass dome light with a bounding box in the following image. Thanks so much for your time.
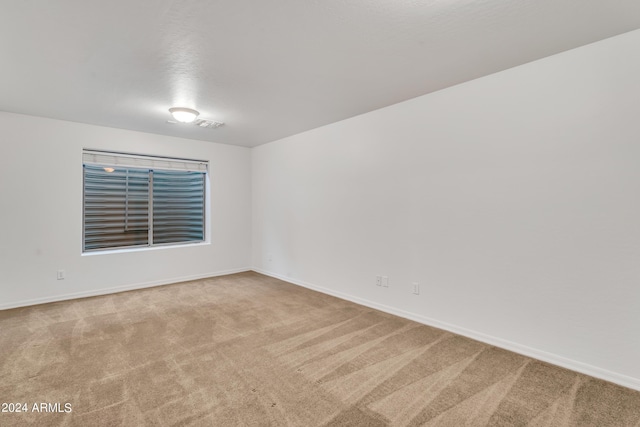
[169,107,199,123]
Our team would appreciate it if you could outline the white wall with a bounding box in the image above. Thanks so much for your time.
[252,30,640,389]
[0,112,251,309]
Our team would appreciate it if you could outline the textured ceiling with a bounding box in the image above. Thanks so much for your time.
[1,0,640,147]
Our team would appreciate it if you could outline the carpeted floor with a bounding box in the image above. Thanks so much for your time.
[1,272,639,426]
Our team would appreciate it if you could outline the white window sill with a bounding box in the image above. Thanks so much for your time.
[81,241,210,256]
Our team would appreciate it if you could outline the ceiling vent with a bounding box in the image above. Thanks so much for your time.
[167,119,225,129]
[194,119,224,129]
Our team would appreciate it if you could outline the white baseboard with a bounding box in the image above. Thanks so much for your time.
[252,268,640,392]
[0,267,251,311]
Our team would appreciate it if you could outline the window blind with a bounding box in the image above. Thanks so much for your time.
[153,170,205,244]
[82,150,207,252]
[84,165,150,250]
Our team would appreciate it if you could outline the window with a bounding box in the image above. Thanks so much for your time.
[83,150,207,252]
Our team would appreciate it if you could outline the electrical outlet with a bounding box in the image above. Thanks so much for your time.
[382,276,389,288]
[412,282,420,295]
[376,276,382,286]
[57,270,65,280]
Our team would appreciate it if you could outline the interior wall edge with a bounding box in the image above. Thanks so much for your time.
[0,267,251,311]
[252,267,640,393]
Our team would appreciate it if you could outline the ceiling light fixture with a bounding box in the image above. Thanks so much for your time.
[169,107,199,123]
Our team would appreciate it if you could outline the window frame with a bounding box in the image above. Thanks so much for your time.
[82,150,209,254]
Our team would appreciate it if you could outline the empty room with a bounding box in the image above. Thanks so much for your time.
[1,1,640,426]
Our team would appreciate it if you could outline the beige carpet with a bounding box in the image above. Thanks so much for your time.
[1,272,639,426]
